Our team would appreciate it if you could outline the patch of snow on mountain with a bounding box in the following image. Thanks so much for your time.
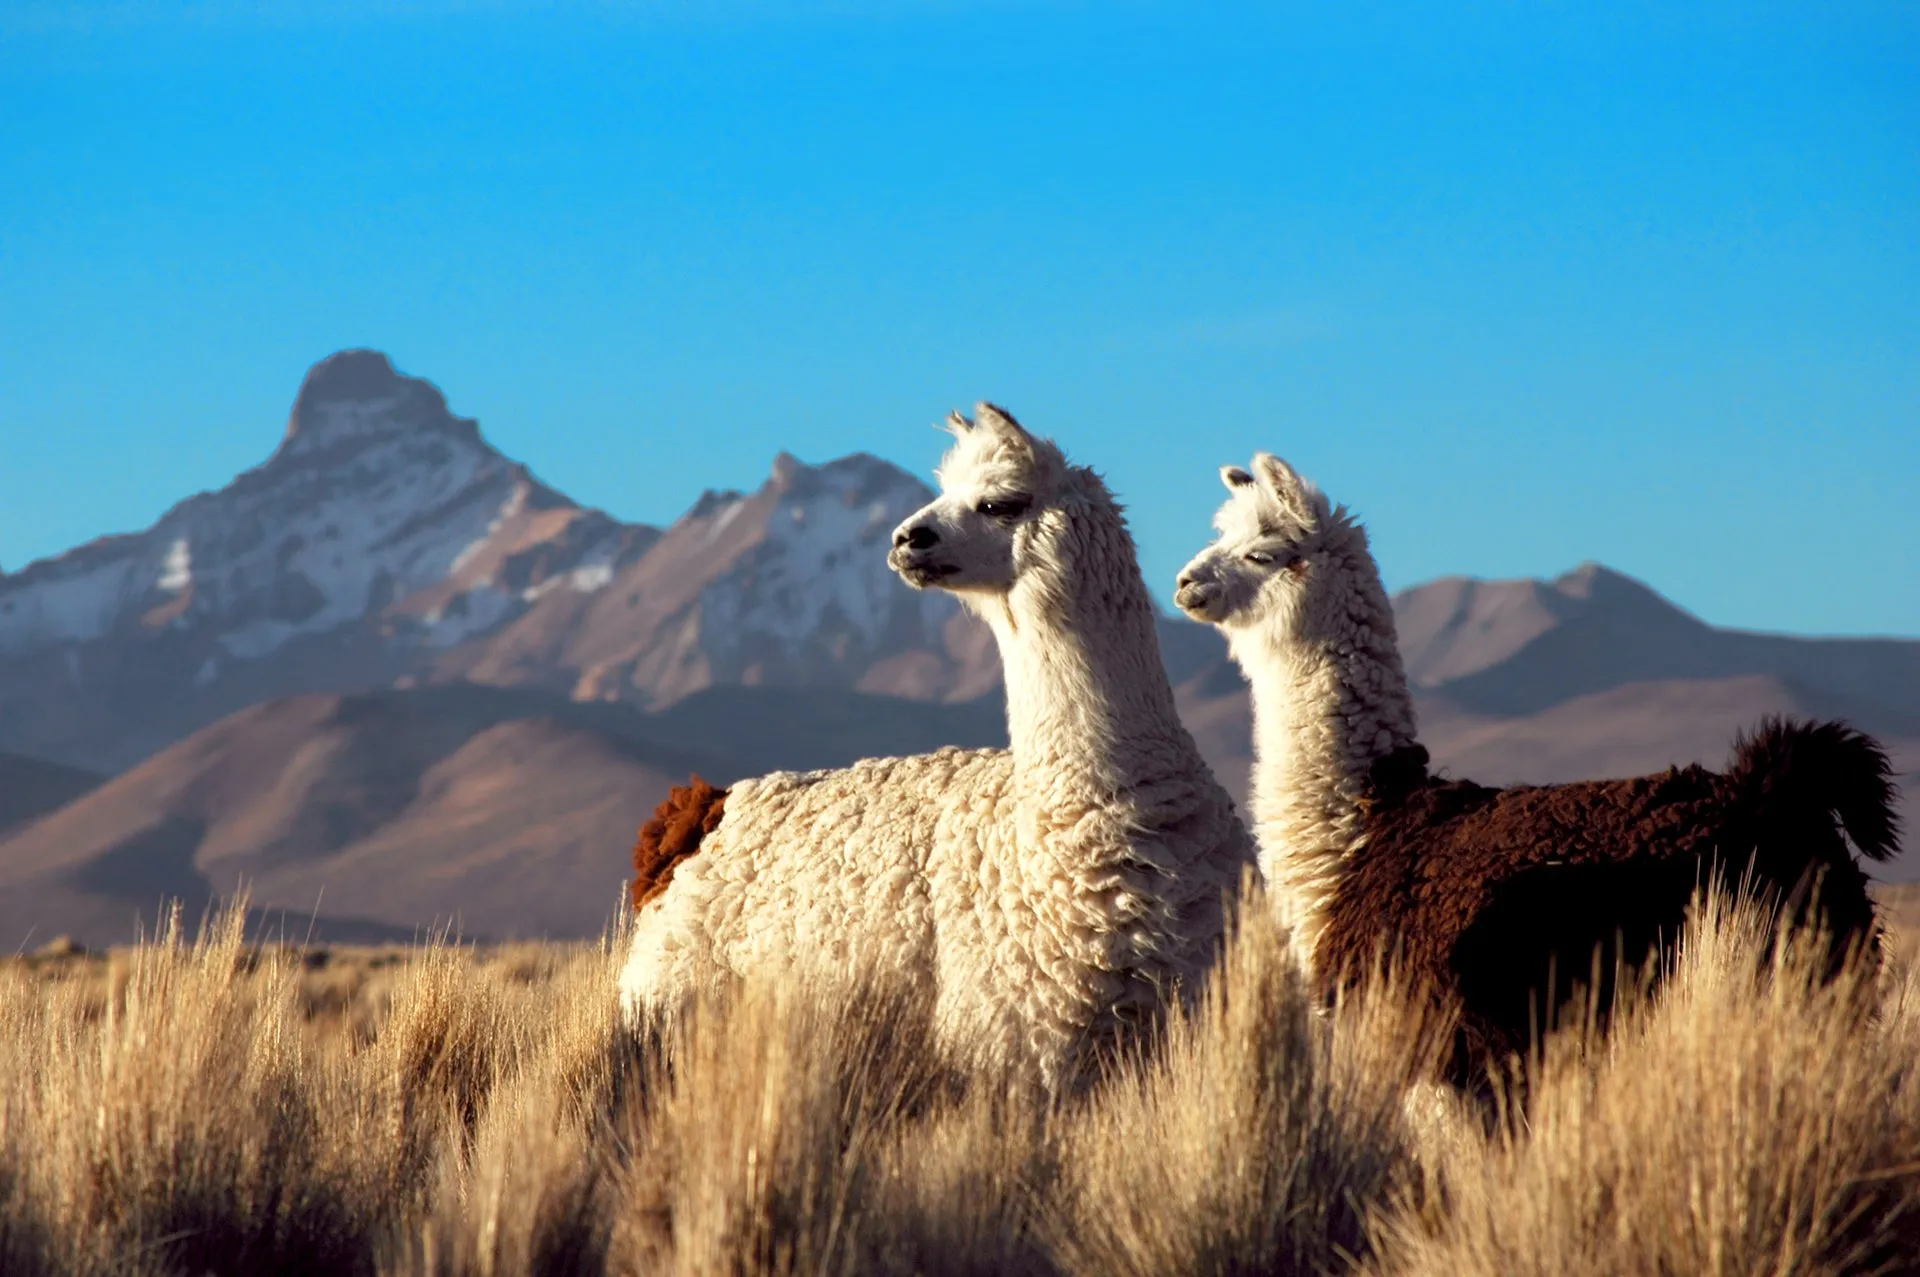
[699,460,954,664]
[422,584,519,647]
[449,534,491,576]
[449,484,531,576]
[188,433,525,658]
[158,539,192,592]
[566,562,615,592]
[702,498,747,544]
[524,561,616,602]
[0,556,147,653]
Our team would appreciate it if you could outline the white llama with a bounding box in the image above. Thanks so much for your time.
[619,405,1253,1090]
[1174,453,1894,1078]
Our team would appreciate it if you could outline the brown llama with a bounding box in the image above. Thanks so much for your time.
[1176,452,1900,1083]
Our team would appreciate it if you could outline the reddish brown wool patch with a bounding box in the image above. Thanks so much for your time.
[631,776,729,911]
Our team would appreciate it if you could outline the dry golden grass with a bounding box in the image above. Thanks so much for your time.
[1370,895,1920,1277]
[1046,911,1446,1277]
[1875,882,1920,964]
[3,888,1918,1276]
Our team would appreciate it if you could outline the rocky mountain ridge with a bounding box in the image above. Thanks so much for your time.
[437,447,992,710]
[0,351,978,772]
[1,351,648,665]
[1393,562,1920,728]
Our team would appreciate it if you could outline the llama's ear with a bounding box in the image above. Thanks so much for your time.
[944,409,972,435]
[1220,465,1254,492]
[1253,453,1320,523]
[973,402,1031,442]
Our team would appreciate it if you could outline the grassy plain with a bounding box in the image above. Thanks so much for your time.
[4,889,1919,1276]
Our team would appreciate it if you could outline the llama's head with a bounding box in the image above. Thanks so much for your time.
[1175,453,1362,640]
[888,403,1085,598]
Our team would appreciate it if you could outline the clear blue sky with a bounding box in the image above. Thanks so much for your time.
[2,2,1915,636]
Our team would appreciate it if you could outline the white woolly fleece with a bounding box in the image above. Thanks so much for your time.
[619,745,1010,1028]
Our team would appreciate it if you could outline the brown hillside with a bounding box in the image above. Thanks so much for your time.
[1393,564,1920,727]
[0,679,1014,948]
[0,686,724,947]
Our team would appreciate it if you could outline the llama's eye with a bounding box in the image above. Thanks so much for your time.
[976,496,1031,520]
[1244,550,1277,566]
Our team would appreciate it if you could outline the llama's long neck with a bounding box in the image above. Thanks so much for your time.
[1233,547,1418,973]
[982,504,1206,806]
[965,488,1251,1091]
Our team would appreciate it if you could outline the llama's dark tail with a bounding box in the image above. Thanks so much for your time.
[631,776,729,911]
[1727,717,1901,862]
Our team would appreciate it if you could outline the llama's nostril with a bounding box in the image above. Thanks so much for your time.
[1176,572,1196,591]
[895,525,939,551]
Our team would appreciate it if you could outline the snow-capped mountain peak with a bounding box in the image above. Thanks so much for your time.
[0,350,642,666]
[508,445,981,711]
[0,351,997,770]
[701,450,948,663]
[276,348,482,456]
[0,352,667,766]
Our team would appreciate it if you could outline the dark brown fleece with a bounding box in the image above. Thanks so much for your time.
[1321,717,1898,1080]
[631,776,729,912]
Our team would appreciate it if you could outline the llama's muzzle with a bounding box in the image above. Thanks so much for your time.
[889,545,959,588]
[1174,576,1223,621]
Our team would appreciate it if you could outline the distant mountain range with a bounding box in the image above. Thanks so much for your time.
[0,350,987,774]
[2,352,1914,946]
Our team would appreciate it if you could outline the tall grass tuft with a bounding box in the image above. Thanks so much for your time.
[391,1060,615,1277]
[385,933,631,1277]
[0,901,401,1277]
[1371,890,1920,1277]
[1048,888,1447,1277]
[3,884,1917,1276]
[607,967,1051,1275]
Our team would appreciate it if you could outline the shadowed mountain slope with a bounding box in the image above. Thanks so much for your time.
[0,753,103,837]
